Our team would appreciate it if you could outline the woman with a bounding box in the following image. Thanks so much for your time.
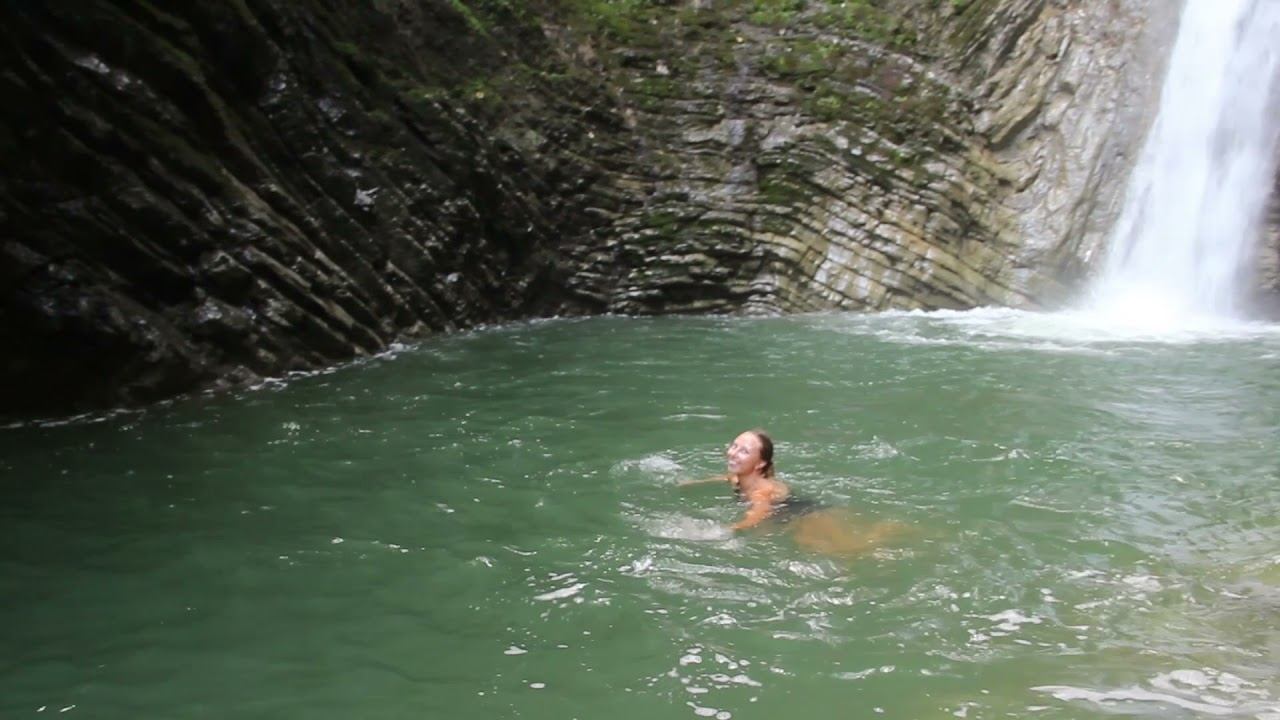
[723,429,803,530]
[684,429,903,555]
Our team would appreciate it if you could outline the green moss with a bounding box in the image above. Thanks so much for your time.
[748,0,807,27]
[452,77,507,114]
[397,82,447,106]
[758,173,808,206]
[561,0,663,44]
[812,0,918,51]
[948,0,1002,50]
[674,3,730,33]
[761,39,843,78]
[812,94,843,120]
[644,209,686,228]
[447,0,492,35]
[802,80,886,124]
[627,74,680,100]
[332,40,360,59]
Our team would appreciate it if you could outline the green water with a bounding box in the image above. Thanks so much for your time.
[4,310,1280,718]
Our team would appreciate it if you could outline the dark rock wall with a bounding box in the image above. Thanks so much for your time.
[0,0,627,416]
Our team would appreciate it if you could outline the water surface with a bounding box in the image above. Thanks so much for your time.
[3,310,1279,718]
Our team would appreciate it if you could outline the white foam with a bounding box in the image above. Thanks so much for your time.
[1121,574,1162,593]
[918,307,1278,345]
[819,307,1280,353]
[1036,667,1280,717]
[641,514,734,542]
[615,454,685,478]
[857,439,901,460]
[1035,685,1235,715]
[534,582,586,601]
[620,555,655,575]
[987,609,1043,633]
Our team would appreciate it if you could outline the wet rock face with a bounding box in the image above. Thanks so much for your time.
[559,0,1170,314]
[2,0,1272,416]
[0,0,624,416]
[1253,164,1280,316]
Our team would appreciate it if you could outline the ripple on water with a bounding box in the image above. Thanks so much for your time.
[1035,667,1280,717]
[5,311,1280,718]
[613,453,686,481]
[636,512,735,542]
[651,646,770,720]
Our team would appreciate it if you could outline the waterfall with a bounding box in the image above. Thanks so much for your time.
[1088,0,1280,325]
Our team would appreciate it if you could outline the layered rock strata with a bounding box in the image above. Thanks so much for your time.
[0,1,626,415]
[560,0,1171,313]
[2,0,1273,417]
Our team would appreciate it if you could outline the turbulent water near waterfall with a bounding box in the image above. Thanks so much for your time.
[3,313,1279,719]
[1090,0,1280,321]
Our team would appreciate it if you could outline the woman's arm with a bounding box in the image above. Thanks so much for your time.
[730,500,774,530]
[677,474,729,488]
[730,483,788,530]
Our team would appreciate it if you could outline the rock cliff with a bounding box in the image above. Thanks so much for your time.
[1,1,623,415]
[1,0,1273,417]
[557,0,1175,313]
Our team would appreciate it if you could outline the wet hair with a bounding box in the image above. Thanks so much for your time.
[749,429,775,478]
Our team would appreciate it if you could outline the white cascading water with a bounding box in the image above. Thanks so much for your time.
[1087,0,1280,327]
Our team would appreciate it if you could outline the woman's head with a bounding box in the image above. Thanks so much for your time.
[726,429,775,478]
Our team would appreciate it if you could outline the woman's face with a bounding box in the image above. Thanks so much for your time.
[726,432,764,476]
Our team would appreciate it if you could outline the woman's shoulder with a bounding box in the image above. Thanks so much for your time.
[771,479,791,502]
